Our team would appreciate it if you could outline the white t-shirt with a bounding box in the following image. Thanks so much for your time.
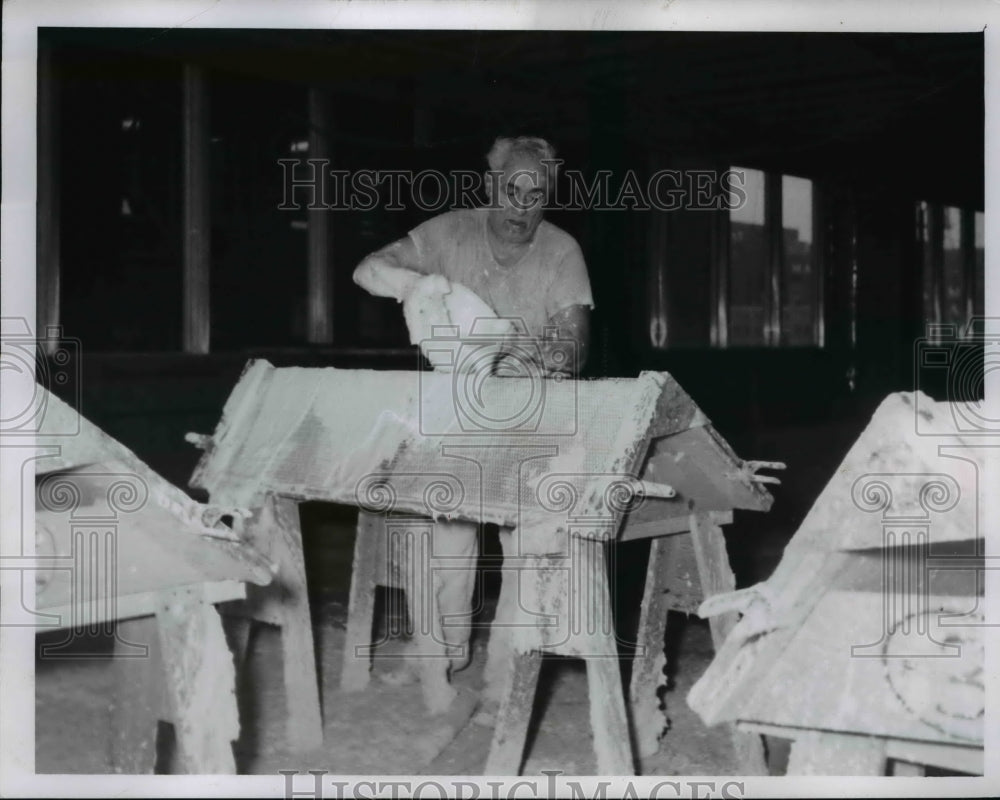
[407,208,594,339]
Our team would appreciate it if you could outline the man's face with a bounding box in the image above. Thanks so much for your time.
[487,154,549,246]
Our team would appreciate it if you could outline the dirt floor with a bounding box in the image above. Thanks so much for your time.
[35,586,792,777]
[35,505,797,776]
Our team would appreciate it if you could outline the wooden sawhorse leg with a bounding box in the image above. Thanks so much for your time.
[688,512,768,775]
[484,537,635,776]
[342,513,461,714]
[155,586,240,773]
[341,510,383,691]
[627,535,674,759]
[628,514,768,773]
[238,493,323,752]
[483,529,516,704]
[110,587,241,774]
[484,651,543,775]
[111,617,165,773]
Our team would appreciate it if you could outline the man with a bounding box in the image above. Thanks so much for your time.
[352,136,593,710]
[354,135,593,374]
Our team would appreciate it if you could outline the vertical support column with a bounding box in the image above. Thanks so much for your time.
[928,203,944,335]
[812,183,826,347]
[306,87,333,344]
[182,63,210,354]
[586,66,626,372]
[689,513,769,775]
[960,207,975,327]
[765,172,783,346]
[710,194,730,348]
[37,38,60,348]
[847,191,860,378]
[646,154,669,349]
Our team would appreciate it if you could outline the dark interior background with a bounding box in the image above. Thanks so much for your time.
[37,28,984,591]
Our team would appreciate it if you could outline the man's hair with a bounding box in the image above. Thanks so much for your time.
[486,136,558,176]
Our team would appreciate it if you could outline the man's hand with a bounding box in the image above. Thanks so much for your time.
[494,305,590,378]
[539,304,590,376]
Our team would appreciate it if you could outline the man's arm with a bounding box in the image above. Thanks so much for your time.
[353,236,426,301]
[540,304,590,376]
